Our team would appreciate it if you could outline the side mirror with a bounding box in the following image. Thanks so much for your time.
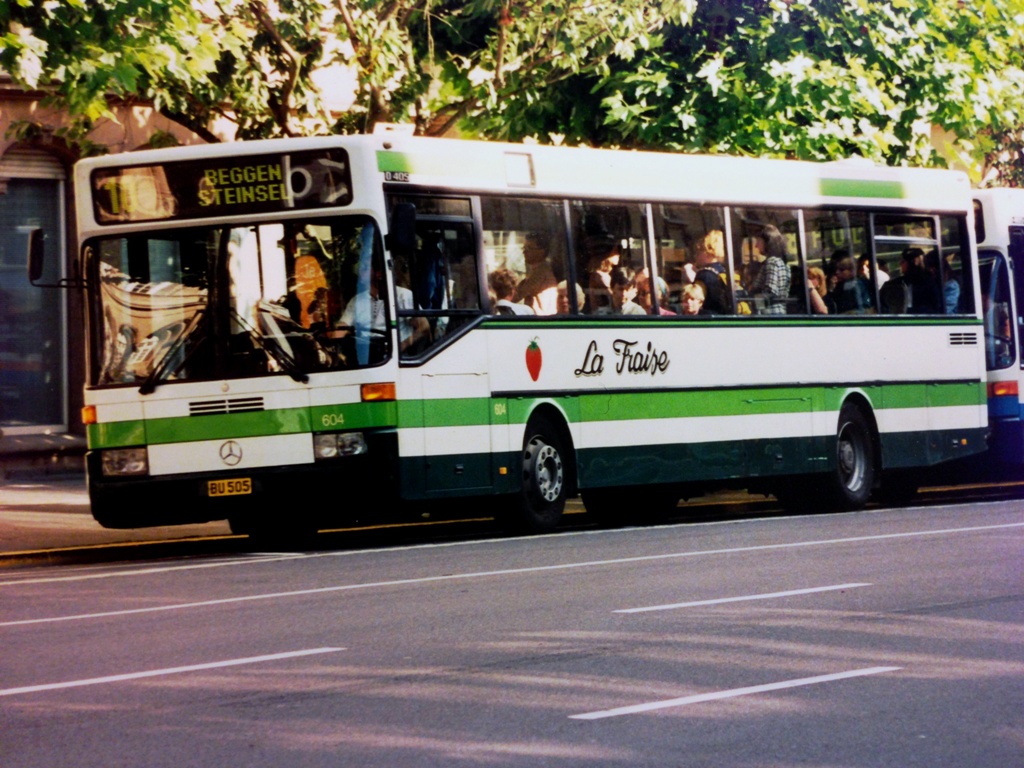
[388,203,417,258]
[25,228,45,285]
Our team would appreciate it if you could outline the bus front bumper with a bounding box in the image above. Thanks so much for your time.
[86,432,398,529]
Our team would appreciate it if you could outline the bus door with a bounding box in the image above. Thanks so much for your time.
[396,204,492,494]
[979,250,1022,464]
[1010,225,1024,375]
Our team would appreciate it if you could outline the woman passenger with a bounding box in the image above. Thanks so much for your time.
[807,266,829,315]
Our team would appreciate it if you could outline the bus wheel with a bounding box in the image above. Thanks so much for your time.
[506,416,568,534]
[830,404,875,510]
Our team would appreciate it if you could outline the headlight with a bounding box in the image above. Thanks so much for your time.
[313,432,367,460]
[101,448,149,476]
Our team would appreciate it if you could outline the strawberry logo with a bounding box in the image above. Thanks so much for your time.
[525,337,542,381]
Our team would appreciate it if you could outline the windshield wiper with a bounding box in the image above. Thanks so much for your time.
[138,306,208,395]
[233,305,309,384]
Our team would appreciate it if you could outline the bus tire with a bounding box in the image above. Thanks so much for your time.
[505,415,568,534]
[830,403,875,510]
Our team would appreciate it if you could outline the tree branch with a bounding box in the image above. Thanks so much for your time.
[248,0,303,135]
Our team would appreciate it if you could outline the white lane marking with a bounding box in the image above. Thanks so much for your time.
[0,647,343,698]
[614,583,872,614]
[2,522,1021,628]
[2,512,1020,588]
[569,666,903,720]
[0,554,306,587]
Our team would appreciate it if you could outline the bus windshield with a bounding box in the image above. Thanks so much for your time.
[87,215,389,389]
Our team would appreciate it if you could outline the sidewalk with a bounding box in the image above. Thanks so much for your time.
[0,472,233,557]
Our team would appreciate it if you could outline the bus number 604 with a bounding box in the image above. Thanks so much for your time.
[321,413,345,427]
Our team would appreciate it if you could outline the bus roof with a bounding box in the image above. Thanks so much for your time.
[75,134,973,233]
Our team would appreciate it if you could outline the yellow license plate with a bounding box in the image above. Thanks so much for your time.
[208,478,252,497]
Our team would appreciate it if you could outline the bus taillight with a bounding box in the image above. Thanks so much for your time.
[988,381,1019,398]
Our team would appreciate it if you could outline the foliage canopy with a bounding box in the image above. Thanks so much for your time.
[1,0,1022,183]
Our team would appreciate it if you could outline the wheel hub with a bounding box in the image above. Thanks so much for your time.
[530,441,563,503]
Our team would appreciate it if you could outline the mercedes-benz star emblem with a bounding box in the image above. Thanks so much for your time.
[219,440,243,466]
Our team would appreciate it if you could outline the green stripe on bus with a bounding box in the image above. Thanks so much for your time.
[820,178,905,199]
[90,402,400,449]
[391,382,984,430]
[377,150,413,174]
[146,408,311,444]
[396,397,496,428]
[311,401,398,430]
[875,381,986,409]
[87,380,983,450]
[88,420,146,449]
[577,388,816,422]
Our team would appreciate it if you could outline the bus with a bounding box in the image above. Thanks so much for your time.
[69,132,988,538]
[974,188,1024,469]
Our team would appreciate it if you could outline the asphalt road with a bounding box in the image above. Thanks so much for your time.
[1,499,1021,767]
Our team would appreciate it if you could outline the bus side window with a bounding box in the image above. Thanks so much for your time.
[481,197,571,315]
[570,201,651,315]
[731,207,802,316]
[875,215,953,316]
[804,209,874,316]
[651,203,727,316]
[940,215,973,315]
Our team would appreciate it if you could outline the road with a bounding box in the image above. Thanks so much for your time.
[1,499,1021,767]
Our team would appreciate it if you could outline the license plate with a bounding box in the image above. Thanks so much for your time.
[208,478,252,497]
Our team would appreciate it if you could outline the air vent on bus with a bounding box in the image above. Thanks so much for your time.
[948,332,978,347]
[189,397,265,416]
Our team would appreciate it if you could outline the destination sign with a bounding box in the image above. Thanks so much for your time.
[91,148,353,224]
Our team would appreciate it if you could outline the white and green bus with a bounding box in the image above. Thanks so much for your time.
[973,188,1024,469]
[72,132,988,536]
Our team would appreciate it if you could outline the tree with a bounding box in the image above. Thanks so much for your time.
[574,0,1024,184]
[0,0,697,140]
[2,0,1022,184]
[0,0,235,143]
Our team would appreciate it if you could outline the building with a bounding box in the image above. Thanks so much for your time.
[0,76,211,473]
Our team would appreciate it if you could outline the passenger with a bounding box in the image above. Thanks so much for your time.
[489,267,535,315]
[636,268,676,315]
[338,265,428,353]
[806,266,829,315]
[604,266,647,315]
[556,280,585,314]
[692,229,731,314]
[740,235,765,294]
[748,225,790,314]
[859,254,888,288]
[678,283,706,316]
[883,247,941,314]
[827,256,873,314]
[584,235,620,313]
[942,258,961,314]
[516,231,559,315]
